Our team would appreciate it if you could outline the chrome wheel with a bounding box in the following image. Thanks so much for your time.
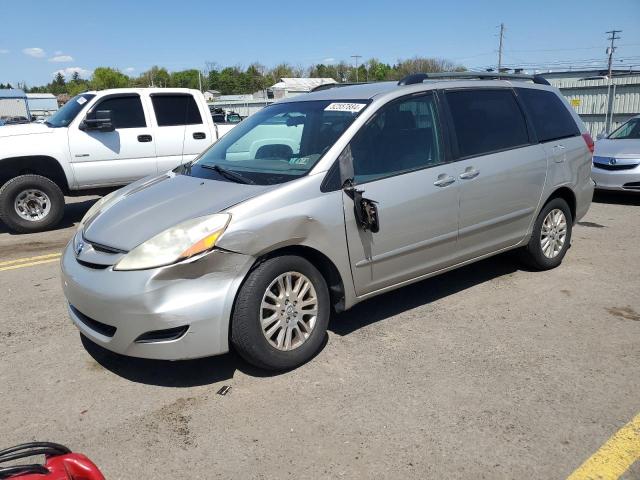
[260,271,318,351]
[14,189,51,221]
[540,208,567,259]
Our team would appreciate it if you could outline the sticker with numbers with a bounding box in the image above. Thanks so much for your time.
[77,97,87,105]
[324,103,367,113]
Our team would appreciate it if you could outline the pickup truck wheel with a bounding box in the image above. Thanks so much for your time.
[0,175,65,233]
[231,255,330,371]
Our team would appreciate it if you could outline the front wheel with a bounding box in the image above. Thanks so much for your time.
[231,255,330,371]
[520,197,573,270]
[0,175,65,233]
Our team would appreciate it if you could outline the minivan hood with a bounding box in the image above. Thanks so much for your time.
[84,173,275,251]
[0,122,53,138]
[594,138,640,158]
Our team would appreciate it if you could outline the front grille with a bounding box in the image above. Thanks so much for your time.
[76,259,109,269]
[623,182,640,190]
[70,304,116,337]
[88,241,127,254]
[593,161,638,171]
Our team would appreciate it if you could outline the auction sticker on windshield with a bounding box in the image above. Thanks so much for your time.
[324,103,367,113]
[77,97,88,105]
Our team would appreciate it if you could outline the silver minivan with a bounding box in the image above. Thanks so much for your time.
[61,73,595,370]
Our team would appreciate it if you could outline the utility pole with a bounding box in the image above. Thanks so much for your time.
[351,55,362,82]
[497,23,505,72]
[605,29,622,133]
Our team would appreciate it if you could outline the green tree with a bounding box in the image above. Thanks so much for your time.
[170,69,201,89]
[90,67,129,90]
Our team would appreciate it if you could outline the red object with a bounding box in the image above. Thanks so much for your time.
[582,132,595,154]
[11,453,105,480]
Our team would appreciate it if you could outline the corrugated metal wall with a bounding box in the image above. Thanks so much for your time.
[0,98,29,119]
[547,73,640,136]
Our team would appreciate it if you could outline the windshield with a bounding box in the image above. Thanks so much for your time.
[46,93,95,128]
[608,118,640,140]
[189,100,368,185]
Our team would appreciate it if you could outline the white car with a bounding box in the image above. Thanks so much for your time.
[592,115,640,192]
[0,88,236,233]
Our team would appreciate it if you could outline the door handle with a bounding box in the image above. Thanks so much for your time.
[137,134,152,143]
[433,174,456,187]
[193,132,206,140]
[459,167,480,180]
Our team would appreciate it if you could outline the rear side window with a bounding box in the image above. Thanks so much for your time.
[94,95,146,129]
[517,88,580,142]
[445,89,529,158]
[151,95,203,126]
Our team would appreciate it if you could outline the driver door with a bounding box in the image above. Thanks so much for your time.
[68,94,157,187]
[342,92,461,296]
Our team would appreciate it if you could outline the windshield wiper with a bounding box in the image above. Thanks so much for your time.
[201,164,255,185]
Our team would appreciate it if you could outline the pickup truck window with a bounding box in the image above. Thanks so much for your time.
[45,93,96,128]
[188,100,368,185]
[93,95,146,129]
[151,95,203,126]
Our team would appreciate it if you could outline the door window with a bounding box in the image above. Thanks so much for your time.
[92,95,146,129]
[350,93,443,183]
[517,88,580,142]
[445,89,529,158]
[151,95,203,126]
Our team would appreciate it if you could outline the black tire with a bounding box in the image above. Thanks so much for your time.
[520,197,573,270]
[0,175,65,233]
[231,255,330,371]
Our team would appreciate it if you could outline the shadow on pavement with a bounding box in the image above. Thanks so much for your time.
[330,252,521,336]
[593,190,640,206]
[0,198,99,235]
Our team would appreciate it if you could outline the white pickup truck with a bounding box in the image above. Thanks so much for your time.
[0,88,236,233]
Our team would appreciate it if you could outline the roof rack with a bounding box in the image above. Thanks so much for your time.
[397,71,550,86]
[310,82,370,92]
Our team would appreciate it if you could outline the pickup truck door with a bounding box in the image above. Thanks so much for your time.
[68,93,157,187]
[150,93,212,173]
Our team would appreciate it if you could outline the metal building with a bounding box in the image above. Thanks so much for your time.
[542,69,640,136]
[0,89,30,123]
[26,93,58,120]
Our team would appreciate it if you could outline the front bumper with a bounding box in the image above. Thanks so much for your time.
[61,243,254,360]
[591,164,640,192]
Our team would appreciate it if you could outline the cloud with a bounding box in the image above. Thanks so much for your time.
[54,67,92,79]
[49,55,74,63]
[0,49,9,54]
[322,57,336,64]
[125,67,135,72]
[23,47,46,58]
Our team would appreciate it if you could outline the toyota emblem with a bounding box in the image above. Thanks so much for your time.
[609,158,617,165]
[75,240,84,256]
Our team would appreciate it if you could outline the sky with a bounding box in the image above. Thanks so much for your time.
[1,0,639,87]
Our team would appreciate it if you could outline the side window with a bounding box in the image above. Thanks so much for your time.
[445,89,529,158]
[93,95,146,129]
[517,88,580,143]
[151,95,203,126]
[351,93,443,183]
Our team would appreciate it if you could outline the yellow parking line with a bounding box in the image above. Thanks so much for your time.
[567,412,640,480]
[0,252,62,267]
[0,255,61,272]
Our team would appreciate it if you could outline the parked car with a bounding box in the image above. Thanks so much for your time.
[592,115,640,192]
[210,107,243,124]
[0,88,237,233]
[61,73,594,370]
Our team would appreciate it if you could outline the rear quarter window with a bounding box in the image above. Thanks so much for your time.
[445,89,529,158]
[517,88,580,143]
[151,94,203,126]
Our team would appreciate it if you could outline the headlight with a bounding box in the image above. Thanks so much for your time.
[78,189,120,231]
[113,214,231,271]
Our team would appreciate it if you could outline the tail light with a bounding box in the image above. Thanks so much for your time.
[582,133,594,154]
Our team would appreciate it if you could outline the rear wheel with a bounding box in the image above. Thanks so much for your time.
[231,255,330,371]
[0,175,65,233]
[520,197,572,270]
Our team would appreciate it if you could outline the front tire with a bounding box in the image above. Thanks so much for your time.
[0,175,65,233]
[520,197,572,270]
[231,255,330,371]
